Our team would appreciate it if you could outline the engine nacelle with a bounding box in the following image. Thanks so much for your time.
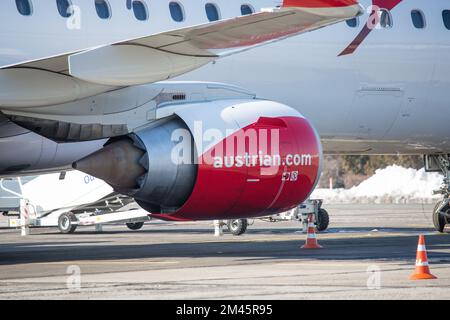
[74,99,323,220]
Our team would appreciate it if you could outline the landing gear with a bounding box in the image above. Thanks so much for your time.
[126,222,145,230]
[316,208,330,232]
[222,200,328,236]
[226,219,248,236]
[425,154,450,233]
[432,200,449,233]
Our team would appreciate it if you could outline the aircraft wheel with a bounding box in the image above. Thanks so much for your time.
[58,212,78,234]
[126,222,145,230]
[316,208,330,232]
[227,219,248,236]
[433,200,448,233]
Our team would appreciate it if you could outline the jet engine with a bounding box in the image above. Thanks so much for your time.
[73,99,323,220]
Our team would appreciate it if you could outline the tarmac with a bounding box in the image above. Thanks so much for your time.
[0,203,449,300]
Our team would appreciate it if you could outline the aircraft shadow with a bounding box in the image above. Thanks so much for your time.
[0,232,448,266]
[26,225,443,236]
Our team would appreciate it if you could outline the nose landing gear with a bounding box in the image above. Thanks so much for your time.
[425,154,450,232]
[433,200,449,233]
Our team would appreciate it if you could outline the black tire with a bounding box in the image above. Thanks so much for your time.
[227,219,248,236]
[433,201,448,233]
[126,222,144,230]
[58,212,78,234]
[316,208,330,232]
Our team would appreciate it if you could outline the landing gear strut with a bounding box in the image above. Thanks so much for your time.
[425,154,450,232]
[316,208,330,232]
[226,219,248,236]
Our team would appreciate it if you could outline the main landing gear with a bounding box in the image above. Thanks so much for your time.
[226,219,248,236]
[223,199,329,236]
[425,154,450,232]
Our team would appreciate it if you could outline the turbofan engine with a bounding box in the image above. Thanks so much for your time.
[73,99,323,220]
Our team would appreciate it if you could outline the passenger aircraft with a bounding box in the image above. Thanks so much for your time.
[0,0,449,232]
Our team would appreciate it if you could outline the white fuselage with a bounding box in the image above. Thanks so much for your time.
[0,0,280,67]
[1,0,449,158]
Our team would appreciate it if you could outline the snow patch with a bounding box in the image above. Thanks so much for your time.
[311,165,444,204]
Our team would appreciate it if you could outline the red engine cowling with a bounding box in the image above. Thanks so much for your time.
[74,99,322,221]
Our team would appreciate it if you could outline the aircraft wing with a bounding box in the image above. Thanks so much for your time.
[1,0,362,87]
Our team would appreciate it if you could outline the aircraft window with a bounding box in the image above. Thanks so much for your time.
[169,2,184,22]
[205,3,220,22]
[443,10,450,30]
[346,17,359,28]
[411,10,425,29]
[95,0,111,19]
[378,9,393,29]
[241,4,254,16]
[132,0,148,21]
[56,0,73,18]
[16,0,32,16]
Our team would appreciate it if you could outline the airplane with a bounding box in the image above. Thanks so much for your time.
[0,0,362,226]
[0,0,448,233]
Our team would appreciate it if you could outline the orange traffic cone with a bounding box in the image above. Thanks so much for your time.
[410,235,437,280]
[301,213,322,249]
